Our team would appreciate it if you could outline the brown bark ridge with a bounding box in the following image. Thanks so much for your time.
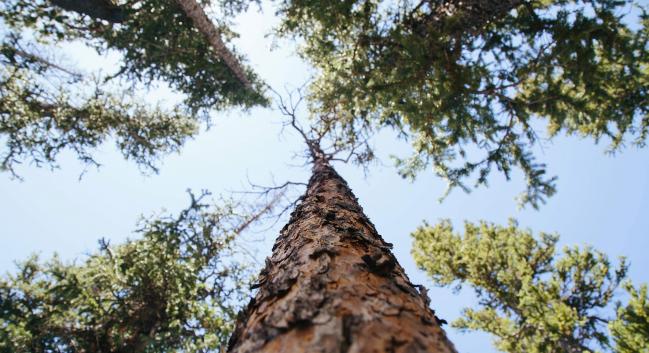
[227,154,456,353]
[172,0,253,90]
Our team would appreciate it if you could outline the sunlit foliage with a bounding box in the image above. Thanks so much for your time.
[412,219,649,352]
[610,282,649,353]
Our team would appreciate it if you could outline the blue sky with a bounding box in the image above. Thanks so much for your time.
[1,4,648,353]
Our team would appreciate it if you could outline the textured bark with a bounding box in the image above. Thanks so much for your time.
[173,0,252,89]
[227,156,456,353]
[50,0,126,23]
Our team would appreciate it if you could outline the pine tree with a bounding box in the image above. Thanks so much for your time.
[411,219,649,353]
[0,0,267,175]
[227,141,456,353]
[277,0,649,207]
[2,1,648,352]
[609,283,649,353]
[0,192,261,353]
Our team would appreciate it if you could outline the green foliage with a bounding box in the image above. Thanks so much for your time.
[2,0,267,111]
[278,0,649,207]
[87,0,267,111]
[610,283,649,353]
[0,44,199,174]
[411,219,645,353]
[0,192,253,353]
[0,0,268,175]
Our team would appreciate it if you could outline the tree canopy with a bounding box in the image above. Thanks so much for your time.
[1,0,268,175]
[278,0,649,207]
[411,219,649,352]
[0,192,259,353]
[3,0,648,207]
[1,0,648,352]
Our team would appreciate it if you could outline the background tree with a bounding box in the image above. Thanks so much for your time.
[610,282,649,353]
[277,0,649,207]
[4,0,648,205]
[411,219,649,352]
[0,191,279,353]
[1,0,268,175]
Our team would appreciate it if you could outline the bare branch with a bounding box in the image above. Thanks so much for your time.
[6,42,83,79]
[271,86,376,170]
[233,189,290,235]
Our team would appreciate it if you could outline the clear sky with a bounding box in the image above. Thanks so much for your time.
[1,4,648,353]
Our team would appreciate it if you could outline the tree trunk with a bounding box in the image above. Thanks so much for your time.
[49,0,253,89]
[227,156,456,353]
[173,0,252,90]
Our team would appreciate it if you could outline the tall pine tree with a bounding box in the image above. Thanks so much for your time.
[228,141,456,353]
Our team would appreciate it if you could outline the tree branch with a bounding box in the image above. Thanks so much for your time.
[10,46,82,79]
[50,0,126,23]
